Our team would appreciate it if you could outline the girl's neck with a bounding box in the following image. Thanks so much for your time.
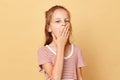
[48,41,71,57]
[48,40,70,52]
[49,41,70,48]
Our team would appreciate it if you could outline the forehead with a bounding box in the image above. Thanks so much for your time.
[52,9,69,19]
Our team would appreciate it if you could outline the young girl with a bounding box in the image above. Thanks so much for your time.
[37,5,86,80]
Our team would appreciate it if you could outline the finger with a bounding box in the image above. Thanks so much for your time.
[66,30,70,38]
[58,29,62,37]
[61,27,67,37]
[64,26,69,37]
[58,28,64,37]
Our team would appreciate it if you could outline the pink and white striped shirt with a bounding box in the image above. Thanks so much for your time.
[37,44,86,80]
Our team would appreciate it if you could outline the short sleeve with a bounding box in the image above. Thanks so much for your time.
[77,48,86,68]
[37,47,51,72]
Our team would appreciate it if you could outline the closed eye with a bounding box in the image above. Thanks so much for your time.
[66,20,70,22]
[65,20,70,22]
[55,20,60,23]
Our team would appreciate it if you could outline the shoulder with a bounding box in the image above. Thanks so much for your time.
[72,44,82,52]
[37,46,48,55]
[72,44,83,58]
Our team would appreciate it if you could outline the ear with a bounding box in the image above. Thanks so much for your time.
[48,25,52,32]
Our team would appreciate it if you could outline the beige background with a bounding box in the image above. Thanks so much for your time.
[0,0,120,80]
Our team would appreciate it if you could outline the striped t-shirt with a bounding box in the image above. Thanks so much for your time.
[37,44,86,80]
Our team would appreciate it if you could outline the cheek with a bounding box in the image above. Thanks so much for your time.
[67,24,71,31]
[56,27,61,37]
[51,27,60,37]
[67,23,71,28]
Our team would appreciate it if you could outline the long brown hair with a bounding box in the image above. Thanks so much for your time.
[44,5,72,46]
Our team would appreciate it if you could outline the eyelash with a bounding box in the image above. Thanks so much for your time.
[55,20,70,23]
[65,20,70,22]
[56,21,60,23]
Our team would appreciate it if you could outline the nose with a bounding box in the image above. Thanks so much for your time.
[62,21,66,26]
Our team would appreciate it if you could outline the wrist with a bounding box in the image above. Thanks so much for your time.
[57,46,65,51]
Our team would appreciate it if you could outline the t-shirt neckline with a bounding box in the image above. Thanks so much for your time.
[45,44,74,59]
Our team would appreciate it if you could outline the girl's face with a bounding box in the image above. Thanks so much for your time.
[49,9,71,38]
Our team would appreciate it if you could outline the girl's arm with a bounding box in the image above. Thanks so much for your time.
[42,27,70,80]
[77,67,83,80]
[42,46,64,80]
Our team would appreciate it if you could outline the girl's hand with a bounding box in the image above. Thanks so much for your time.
[52,26,70,48]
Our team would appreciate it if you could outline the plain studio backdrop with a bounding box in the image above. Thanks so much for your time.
[0,0,120,80]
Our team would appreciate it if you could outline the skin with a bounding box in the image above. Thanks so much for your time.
[42,9,83,80]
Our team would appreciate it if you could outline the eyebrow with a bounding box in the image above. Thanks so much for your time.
[55,18,70,20]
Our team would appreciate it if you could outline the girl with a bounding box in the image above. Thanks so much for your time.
[37,5,86,80]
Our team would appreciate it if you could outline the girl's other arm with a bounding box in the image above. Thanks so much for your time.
[77,67,83,80]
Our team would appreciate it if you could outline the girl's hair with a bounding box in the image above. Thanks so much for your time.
[44,5,72,46]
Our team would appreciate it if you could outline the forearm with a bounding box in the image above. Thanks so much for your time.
[77,68,83,80]
[51,47,64,80]
[78,77,83,80]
